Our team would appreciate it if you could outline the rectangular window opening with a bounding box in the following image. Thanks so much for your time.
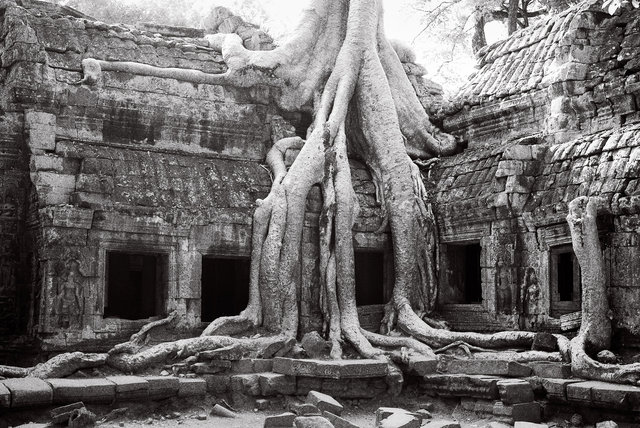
[354,250,385,306]
[105,251,166,320]
[201,256,250,323]
[442,242,482,304]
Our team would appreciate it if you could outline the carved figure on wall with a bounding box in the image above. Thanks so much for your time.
[521,267,541,329]
[496,268,513,314]
[53,260,84,329]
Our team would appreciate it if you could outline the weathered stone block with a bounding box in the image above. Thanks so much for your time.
[527,362,571,379]
[375,408,421,424]
[230,374,261,396]
[273,358,387,379]
[445,360,532,377]
[306,390,343,415]
[3,378,53,407]
[493,401,541,423]
[421,374,500,399]
[178,378,207,397]
[32,154,64,172]
[259,373,295,396]
[106,376,148,401]
[264,412,297,428]
[322,411,360,428]
[77,378,116,403]
[497,379,534,404]
[47,379,87,404]
[145,376,179,399]
[294,416,334,428]
[541,378,580,401]
[203,374,231,394]
[405,355,438,376]
[0,382,10,408]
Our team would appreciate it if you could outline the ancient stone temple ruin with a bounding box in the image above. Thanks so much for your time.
[1,0,640,424]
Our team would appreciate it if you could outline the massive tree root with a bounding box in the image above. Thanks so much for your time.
[566,197,640,384]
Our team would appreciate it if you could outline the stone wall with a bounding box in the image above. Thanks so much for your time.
[0,0,397,348]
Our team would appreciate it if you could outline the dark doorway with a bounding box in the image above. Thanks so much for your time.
[550,245,581,317]
[105,251,165,320]
[201,257,250,322]
[442,242,482,304]
[354,250,385,306]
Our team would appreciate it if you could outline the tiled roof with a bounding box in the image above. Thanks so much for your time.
[526,123,640,216]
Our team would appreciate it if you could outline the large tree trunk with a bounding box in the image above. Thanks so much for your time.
[567,197,640,384]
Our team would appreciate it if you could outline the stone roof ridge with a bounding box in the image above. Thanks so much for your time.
[12,0,274,52]
[452,0,611,108]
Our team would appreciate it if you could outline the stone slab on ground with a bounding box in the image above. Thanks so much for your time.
[273,358,388,379]
[322,411,360,428]
[106,376,149,401]
[566,380,640,410]
[497,379,534,404]
[540,378,580,401]
[423,422,461,428]
[145,376,180,399]
[445,359,532,377]
[0,382,10,408]
[493,401,541,423]
[421,374,500,399]
[306,390,343,415]
[377,412,420,428]
[294,415,334,428]
[264,412,297,428]
[527,362,571,379]
[2,378,53,407]
[177,378,207,397]
[259,373,296,396]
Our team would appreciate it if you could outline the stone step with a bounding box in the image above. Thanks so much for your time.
[565,380,640,411]
[421,374,500,400]
[273,357,389,379]
[443,359,532,378]
[0,376,203,408]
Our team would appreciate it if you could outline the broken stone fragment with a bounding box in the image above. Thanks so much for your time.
[306,390,344,415]
[294,415,335,428]
[264,412,297,427]
[50,401,85,425]
[210,403,237,418]
[290,402,322,416]
[322,411,360,428]
[422,422,461,428]
[68,407,97,428]
[377,412,420,428]
[595,421,618,428]
[497,379,535,404]
[513,423,548,428]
